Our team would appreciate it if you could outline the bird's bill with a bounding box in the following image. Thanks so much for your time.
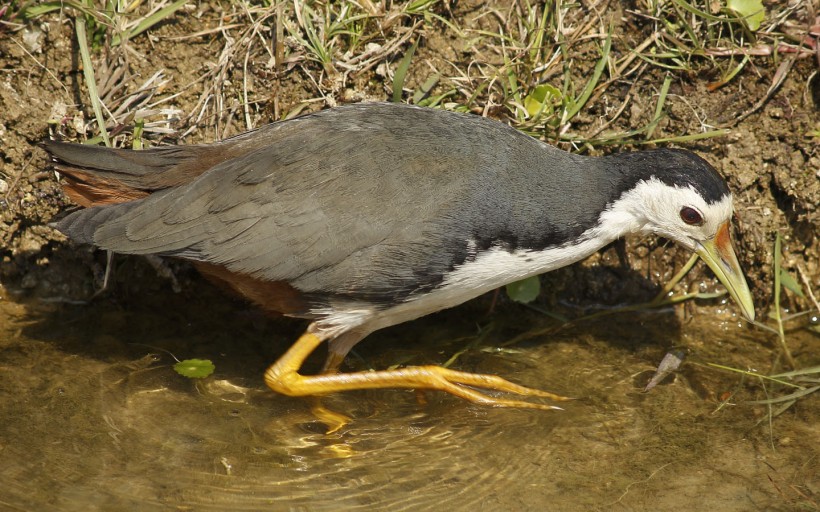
[696,221,755,322]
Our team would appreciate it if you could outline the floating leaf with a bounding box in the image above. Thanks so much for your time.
[506,276,540,304]
[726,0,764,31]
[174,359,215,379]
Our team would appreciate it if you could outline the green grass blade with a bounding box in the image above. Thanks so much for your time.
[413,74,441,104]
[706,363,803,388]
[22,0,92,18]
[392,38,419,103]
[671,0,728,23]
[76,16,110,146]
[746,385,820,405]
[112,0,187,46]
[645,129,729,144]
[562,30,611,123]
[769,365,820,379]
[645,74,672,140]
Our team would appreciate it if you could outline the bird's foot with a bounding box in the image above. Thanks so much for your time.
[265,332,570,410]
[392,365,571,410]
[310,398,352,434]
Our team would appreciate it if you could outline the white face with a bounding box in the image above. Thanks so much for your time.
[597,177,734,250]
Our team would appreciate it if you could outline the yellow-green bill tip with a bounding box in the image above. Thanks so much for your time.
[696,221,755,322]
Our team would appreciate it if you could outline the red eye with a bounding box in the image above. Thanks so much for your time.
[680,207,703,226]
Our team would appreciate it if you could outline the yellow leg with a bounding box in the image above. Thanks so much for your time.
[264,330,570,410]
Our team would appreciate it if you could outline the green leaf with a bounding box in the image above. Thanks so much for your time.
[174,359,215,379]
[523,84,561,117]
[779,268,805,297]
[506,276,541,304]
[726,0,765,31]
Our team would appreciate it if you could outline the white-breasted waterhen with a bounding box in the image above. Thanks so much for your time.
[45,102,755,410]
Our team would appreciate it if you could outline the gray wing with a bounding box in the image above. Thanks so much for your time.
[57,104,599,302]
[56,106,503,300]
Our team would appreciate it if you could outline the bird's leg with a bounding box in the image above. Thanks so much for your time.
[144,254,182,293]
[264,324,571,410]
[321,330,368,373]
[261,327,352,432]
[316,330,370,434]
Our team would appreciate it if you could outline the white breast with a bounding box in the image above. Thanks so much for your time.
[311,226,621,337]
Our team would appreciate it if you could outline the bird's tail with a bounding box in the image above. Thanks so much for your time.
[42,139,229,208]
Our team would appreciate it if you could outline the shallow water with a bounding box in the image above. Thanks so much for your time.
[0,288,816,511]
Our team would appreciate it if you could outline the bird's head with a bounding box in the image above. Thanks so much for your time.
[600,149,755,322]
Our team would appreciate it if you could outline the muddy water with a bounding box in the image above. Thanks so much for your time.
[0,288,816,511]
